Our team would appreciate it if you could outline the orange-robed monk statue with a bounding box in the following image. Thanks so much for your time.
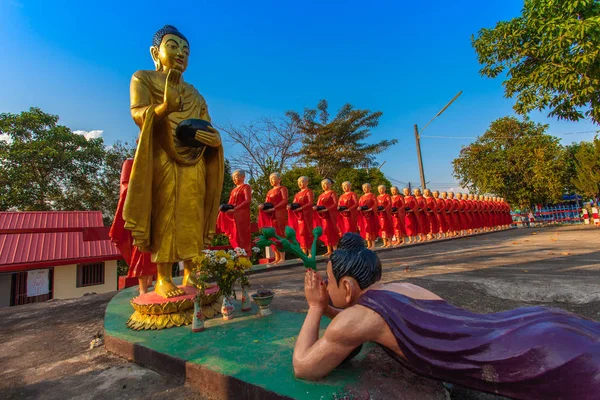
[123,25,224,298]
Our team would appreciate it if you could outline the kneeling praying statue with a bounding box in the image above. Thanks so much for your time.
[293,233,600,400]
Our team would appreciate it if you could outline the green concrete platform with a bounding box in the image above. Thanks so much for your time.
[105,278,446,399]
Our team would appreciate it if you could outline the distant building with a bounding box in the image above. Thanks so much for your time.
[0,211,122,307]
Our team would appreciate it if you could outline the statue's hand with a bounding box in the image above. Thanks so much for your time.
[195,126,222,147]
[163,69,183,113]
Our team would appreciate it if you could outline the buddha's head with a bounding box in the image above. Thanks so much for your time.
[232,169,245,185]
[269,172,281,187]
[378,185,387,195]
[433,190,440,199]
[297,176,308,189]
[402,187,410,196]
[390,186,400,196]
[321,179,332,191]
[151,25,190,73]
[424,189,432,197]
[413,188,422,197]
[456,193,463,200]
[448,192,455,199]
[484,195,490,201]
[342,181,352,193]
[479,195,485,201]
[362,183,371,193]
[441,191,448,199]
[327,233,382,308]
[468,193,475,200]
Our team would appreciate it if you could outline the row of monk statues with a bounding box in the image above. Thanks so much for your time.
[216,170,513,260]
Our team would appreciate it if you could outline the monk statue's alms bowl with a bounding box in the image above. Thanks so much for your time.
[338,206,348,212]
[219,204,235,212]
[290,202,301,210]
[359,206,369,211]
[175,118,212,148]
[377,206,385,211]
[262,202,274,210]
[315,205,326,211]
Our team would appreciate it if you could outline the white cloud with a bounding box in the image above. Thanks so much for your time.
[74,130,103,140]
[0,133,13,144]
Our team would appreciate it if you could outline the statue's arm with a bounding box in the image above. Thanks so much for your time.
[234,185,252,211]
[130,72,153,129]
[275,186,288,209]
[293,307,370,380]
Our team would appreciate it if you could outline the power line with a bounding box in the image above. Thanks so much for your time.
[421,130,599,140]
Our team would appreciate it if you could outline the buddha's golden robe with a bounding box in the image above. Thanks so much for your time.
[123,70,224,263]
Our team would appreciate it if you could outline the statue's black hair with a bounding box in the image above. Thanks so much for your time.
[153,25,189,48]
[330,233,382,290]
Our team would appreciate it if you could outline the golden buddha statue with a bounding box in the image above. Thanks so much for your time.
[123,25,224,298]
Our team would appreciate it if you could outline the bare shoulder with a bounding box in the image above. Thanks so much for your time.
[324,305,385,344]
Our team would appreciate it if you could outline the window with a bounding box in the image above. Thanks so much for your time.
[76,262,105,287]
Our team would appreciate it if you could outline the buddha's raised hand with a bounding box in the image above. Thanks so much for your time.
[163,69,183,113]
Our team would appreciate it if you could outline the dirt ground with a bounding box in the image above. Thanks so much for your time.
[1,225,598,400]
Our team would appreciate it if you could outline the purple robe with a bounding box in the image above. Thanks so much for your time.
[357,290,600,400]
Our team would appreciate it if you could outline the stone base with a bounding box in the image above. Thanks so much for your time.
[127,284,222,330]
[106,279,448,400]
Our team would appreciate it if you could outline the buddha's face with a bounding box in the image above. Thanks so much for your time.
[479,195,484,201]
[298,178,308,189]
[321,180,331,191]
[378,186,386,195]
[433,191,440,199]
[232,173,244,185]
[414,189,421,197]
[151,34,189,73]
[363,184,371,193]
[270,174,280,187]
[342,182,351,192]
[441,192,447,199]
[403,188,410,196]
[391,187,399,196]
[424,189,431,197]
[448,192,455,199]
[468,194,474,200]
[456,193,462,199]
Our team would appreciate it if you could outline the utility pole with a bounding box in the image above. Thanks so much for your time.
[413,90,463,193]
[414,124,426,190]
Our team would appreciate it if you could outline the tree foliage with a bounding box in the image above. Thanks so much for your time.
[286,99,397,178]
[452,116,566,208]
[472,0,600,124]
[333,167,391,195]
[570,136,600,198]
[0,107,135,224]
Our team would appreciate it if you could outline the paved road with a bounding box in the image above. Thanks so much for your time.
[1,225,598,399]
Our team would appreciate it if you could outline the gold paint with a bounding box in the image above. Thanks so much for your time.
[123,29,224,298]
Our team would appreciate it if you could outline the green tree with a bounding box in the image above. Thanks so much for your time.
[286,99,397,178]
[333,168,392,195]
[452,116,566,208]
[221,158,235,205]
[0,108,106,212]
[472,0,600,124]
[571,137,600,198]
[281,166,323,197]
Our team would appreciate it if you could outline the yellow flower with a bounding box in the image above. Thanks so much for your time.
[238,258,253,269]
[215,250,228,259]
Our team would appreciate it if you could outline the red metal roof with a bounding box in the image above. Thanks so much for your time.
[0,211,103,234]
[0,211,122,271]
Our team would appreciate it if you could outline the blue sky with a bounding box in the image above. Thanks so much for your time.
[1,0,597,192]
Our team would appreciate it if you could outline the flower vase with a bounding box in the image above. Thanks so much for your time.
[192,299,205,332]
[221,296,235,320]
[241,286,251,312]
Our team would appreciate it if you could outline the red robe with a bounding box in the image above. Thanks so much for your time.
[435,197,448,233]
[473,200,482,229]
[465,199,474,230]
[217,184,252,254]
[357,193,378,241]
[314,190,340,246]
[416,196,428,235]
[338,191,359,234]
[451,198,461,231]
[457,199,468,230]
[258,186,288,236]
[504,202,512,225]
[483,201,491,228]
[425,196,439,234]
[288,189,314,249]
[109,159,156,278]
[391,195,406,237]
[377,194,394,239]
[403,195,419,236]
